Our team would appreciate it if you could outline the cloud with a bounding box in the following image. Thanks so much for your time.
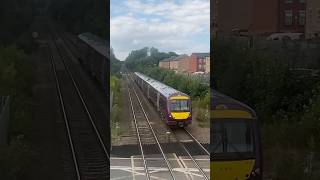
[111,0,210,60]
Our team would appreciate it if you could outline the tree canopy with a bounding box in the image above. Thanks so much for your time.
[125,47,208,99]
[125,47,178,72]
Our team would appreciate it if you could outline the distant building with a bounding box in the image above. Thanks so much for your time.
[279,0,306,33]
[174,55,189,73]
[252,0,279,34]
[158,53,210,74]
[306,0,320,38]
[213,0,306,36]
[159,58,169,69]
[189,53,210,73]
[170,57,179,72]
[205,56,210,74]
[159,56,175,69]
[213,0,253,35]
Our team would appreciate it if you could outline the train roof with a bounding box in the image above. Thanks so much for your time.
[135,72,189,99]
[78,33,109,58]
[212,90,256,117]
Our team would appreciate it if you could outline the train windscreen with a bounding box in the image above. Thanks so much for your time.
[170,100,189,112]
[212,119,255,160]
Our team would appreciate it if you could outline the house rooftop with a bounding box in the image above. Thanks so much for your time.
[160,56,178,62]
[192,53,210,58]
[172,54,189,61]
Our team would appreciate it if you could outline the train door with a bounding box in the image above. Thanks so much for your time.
[147,85,150,99]
[157,92,160,111]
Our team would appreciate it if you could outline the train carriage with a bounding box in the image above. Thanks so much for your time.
[134,72,192,127]
[211,90,262,180]
[77,33,109,95]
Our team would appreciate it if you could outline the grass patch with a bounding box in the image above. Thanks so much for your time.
[192,92,210,127]
[110,76,122,144]
[0,46,34,177]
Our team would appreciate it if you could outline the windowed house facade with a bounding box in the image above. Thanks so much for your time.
[279,0,306,33]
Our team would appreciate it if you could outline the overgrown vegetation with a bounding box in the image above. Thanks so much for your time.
[213,38,320,179]
[110,76,121,143]
[0,0,34,46]
[110,48,122,77]
[125,47,210,126]
[126,47,178,72]
[49,0,108,38]
[110,48,122,142]
[0,46,34,178]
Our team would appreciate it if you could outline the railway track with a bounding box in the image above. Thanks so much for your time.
[125,74,176,180]
[126,72,210,179]
[49,32,109,179]
[173,128,210,179]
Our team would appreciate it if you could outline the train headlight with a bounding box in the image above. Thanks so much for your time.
[253,168,260,175]
[246,168,261,180]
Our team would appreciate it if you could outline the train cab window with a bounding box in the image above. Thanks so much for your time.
[170,100,189,112]
[225,121,254,153]
[212,121,223,153]
[212,119,254,157]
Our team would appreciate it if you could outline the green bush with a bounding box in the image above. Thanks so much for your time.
[110,76,121,142]
[0,46,34,178]
[0,136,35,179]
[214,39,320,178]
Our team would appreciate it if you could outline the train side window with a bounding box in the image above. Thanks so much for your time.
[212,121,223,153]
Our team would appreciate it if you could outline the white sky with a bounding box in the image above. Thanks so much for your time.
[111,0,210,60]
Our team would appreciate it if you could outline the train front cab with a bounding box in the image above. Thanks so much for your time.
[211,97,262,180]
[166,94,192,127]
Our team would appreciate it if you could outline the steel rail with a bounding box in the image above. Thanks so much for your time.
[172,132,209,180]
[183,128,210,156]
[126,75,151,180]
[126,74,176,180]
[52,31,110,161]
[58,30,78,56]
[49,37,81,180]
[128,73,209,180]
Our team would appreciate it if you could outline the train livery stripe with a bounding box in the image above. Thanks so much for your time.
[210,160,255,180]
[171,112,190,120]
[170,96,189,100]
[212,110,252,119]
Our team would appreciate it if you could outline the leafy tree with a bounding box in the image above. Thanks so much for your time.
[0,0,34,45]
[110,47,122,76]
[49,0,108,38]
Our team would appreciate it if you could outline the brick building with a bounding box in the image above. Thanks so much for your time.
[159,56,176,69]
[189,53,210,73]
[175,55,189,73]
[214,0,307,35]
[305,0,320,38]
[158,55,189,73]
[158,53,210,74]
[205,56,210,74]
[213,0,253,35]
[252,0,279,34]
[279,0,306,33]
[159,58,169,69]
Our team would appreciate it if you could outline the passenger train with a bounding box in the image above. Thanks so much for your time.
[211,90,262,180]
[76,33,109,95]
[134,72,192,127]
